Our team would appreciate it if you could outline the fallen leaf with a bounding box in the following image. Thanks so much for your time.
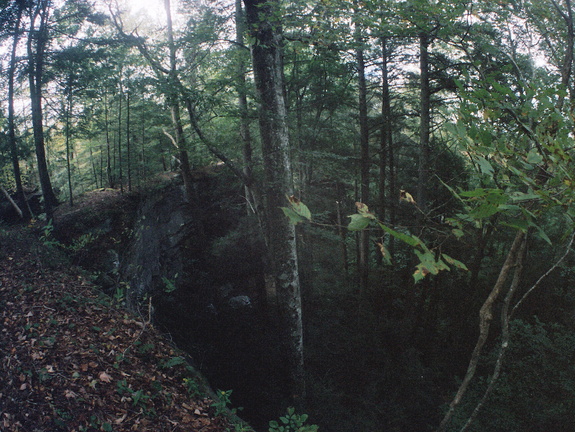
[99,371,113,383]
[64,389,78,399]
[114,413,127,424]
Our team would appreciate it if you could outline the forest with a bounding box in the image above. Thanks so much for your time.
[2,0,575,431]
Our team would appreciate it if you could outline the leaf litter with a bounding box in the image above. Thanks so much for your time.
[0,227,241,432]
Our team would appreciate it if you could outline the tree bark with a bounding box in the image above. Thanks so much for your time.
[381,36,394,255]
[117,78,124,193]
[417,32,431,214]
[7,3,30,220]
[65,75,74,206]
[355,20,370,301]
[244,0,305,407]
[437,230,526,432]
[164,0,195,204]
[104,91,114,188]
[1,185,23,219]
[27,0,58,220]
[235,0,257,215]
[126,91,132,192]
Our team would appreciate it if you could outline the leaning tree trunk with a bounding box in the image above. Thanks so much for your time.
[437,231,527,432]
[244,0,305,408]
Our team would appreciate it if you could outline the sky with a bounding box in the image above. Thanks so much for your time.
[125,0,165,17]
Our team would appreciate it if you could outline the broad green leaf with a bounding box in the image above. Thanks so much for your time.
[530,222,552,245]
[501,219,529,231]
[376,242,392,265]
[348,214,371,231]
[355,202,376,219]
[286,196,312,221]
[452,228,464,239]
[476,156,494,175]
[509,191,540,202]
[470,204,500,219]
[413,266,428,283]
[282,207,307,225]
[459,188,488,198]
[377,222,420,247]
[441,254,468,271]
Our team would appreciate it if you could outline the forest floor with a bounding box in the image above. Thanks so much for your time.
[0,190,246,432]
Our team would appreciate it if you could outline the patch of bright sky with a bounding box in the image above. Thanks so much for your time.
[125,0,165,23]
[117,0,166,32]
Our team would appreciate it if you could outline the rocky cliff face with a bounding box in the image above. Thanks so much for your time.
[121,182,206,311]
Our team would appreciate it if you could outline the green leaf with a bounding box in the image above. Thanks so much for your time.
[282,207,307,225]
[509,191,540,202]
[376,242,392,265]
[161,356,186,369]
[459,188,488,198]
[355,202,376,219]
[377,222,420,247]
[531,222,552,245]
[452,228,464,239]
[476,156,494,175]
[441,254,468,271]
[470,204,500,219]
[413,265,429,283]
[287,196,312,221]
[348,214,371,231]
[501,219,530,231]
[282,196,312,225]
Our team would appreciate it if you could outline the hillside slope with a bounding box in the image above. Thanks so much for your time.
[0,223,247,431]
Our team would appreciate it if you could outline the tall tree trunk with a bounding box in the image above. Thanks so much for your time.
[27,0,58,220]
[417,32,431,215]
[104,91,114,188]
[140,111,146,188]
[65,76,74,206]
[164,0,195,204]
[7,4,30,220]
[235,0,257,215]
[89,146,98,189]
[244,0,305,407]
[126,91,132,192]
[559,0,574,109]
[117,79,124,193]
[380,36,394,258]
[355,23,370,303]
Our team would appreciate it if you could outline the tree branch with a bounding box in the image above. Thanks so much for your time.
[459,233,528,431]
[436,230,526,432]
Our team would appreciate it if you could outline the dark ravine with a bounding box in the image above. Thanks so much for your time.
[48,172,296,430]
[115,173,289,431]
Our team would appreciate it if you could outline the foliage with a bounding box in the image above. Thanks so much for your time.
[269,407,318,432]
[448,318,575,431]
[211,389,242,417]
[161,274,179,293]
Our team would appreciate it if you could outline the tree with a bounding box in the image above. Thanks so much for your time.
[354,2,371,302]
[4,0,31,219]
[26,0,58,219]
[244,0,305,407]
